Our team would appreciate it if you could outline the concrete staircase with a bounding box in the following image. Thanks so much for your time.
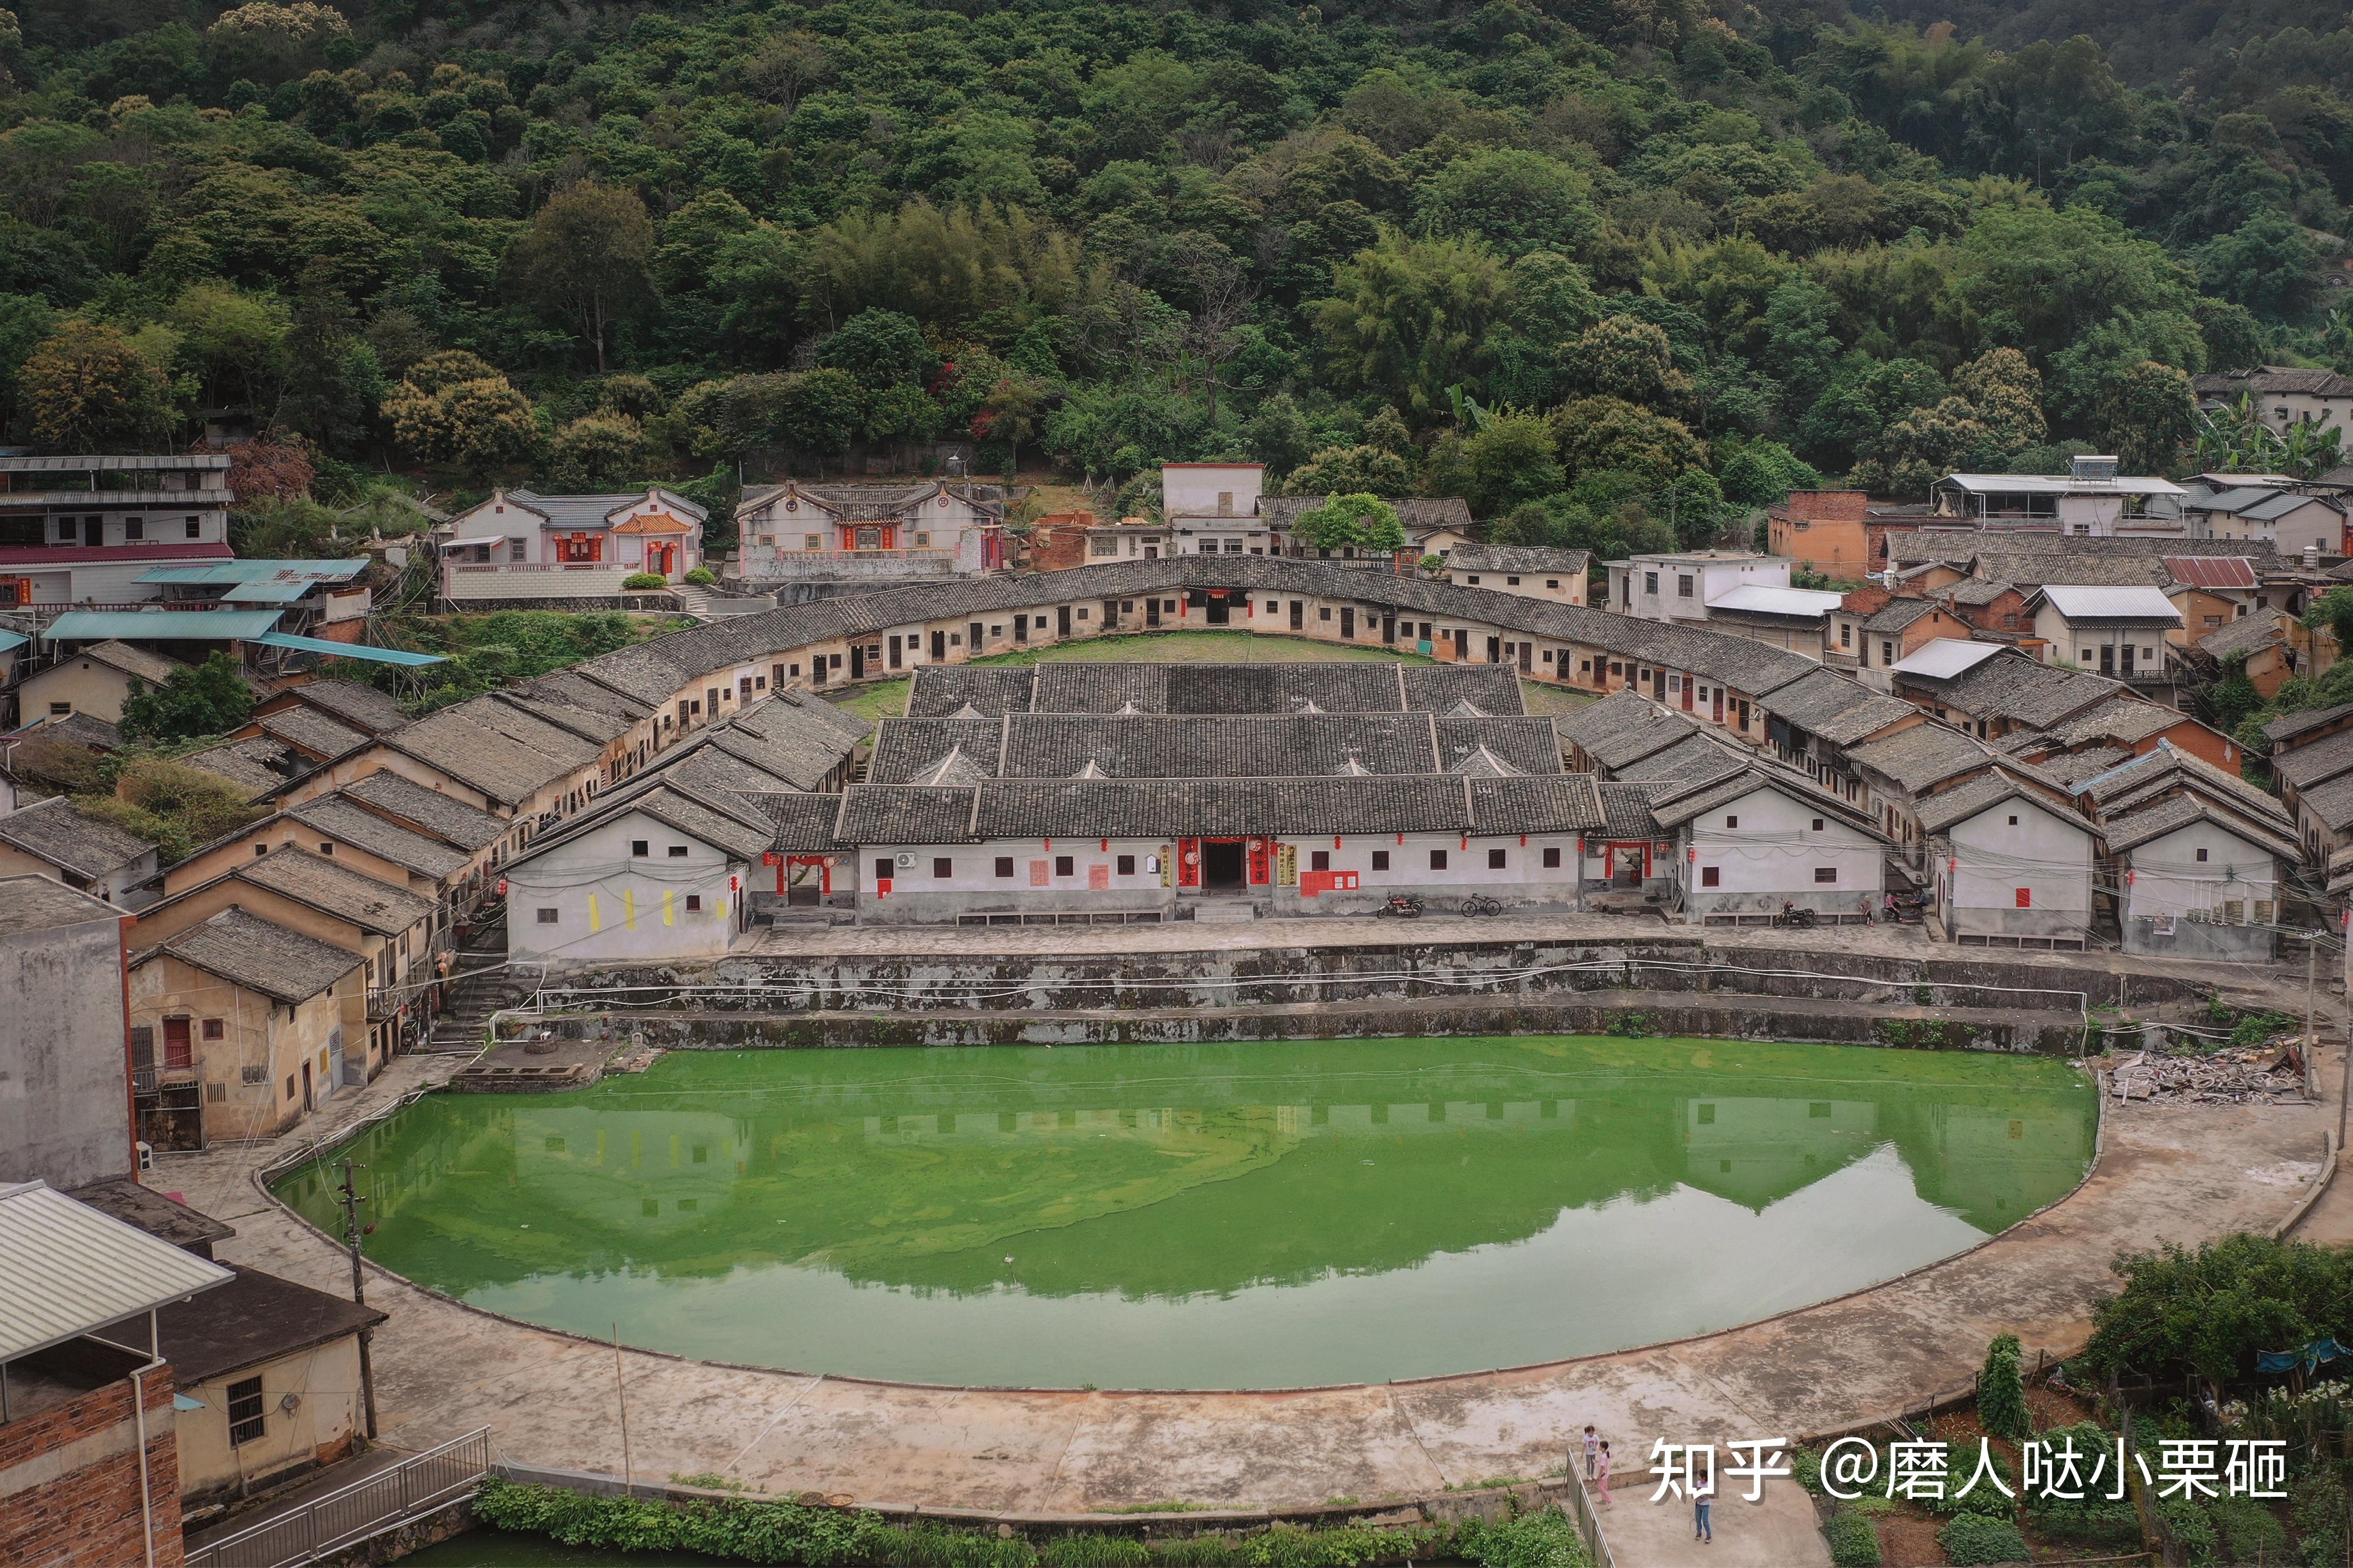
[442,566,636,602]
[673,586,777,618]
[424,917,522,1053]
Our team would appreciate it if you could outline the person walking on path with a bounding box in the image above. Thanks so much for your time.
[1594,1440,1613,1506]
[1581,1425,1598,1480]
[1693,1479,1713,1543]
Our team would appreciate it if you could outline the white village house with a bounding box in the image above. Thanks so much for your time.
[732,480,1013,581]
[439,487,707,601]
[1916,770,2101,950]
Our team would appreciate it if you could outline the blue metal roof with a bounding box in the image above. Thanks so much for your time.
[0,630,26,653]
[255,630,445,666]
[43,610,283,641]
[138,559,368,585]
[222,581,316,603]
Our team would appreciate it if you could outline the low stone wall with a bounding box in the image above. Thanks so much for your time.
[544,934,2210,1017]
[432,593,683,614]
[316,1497,475,1566]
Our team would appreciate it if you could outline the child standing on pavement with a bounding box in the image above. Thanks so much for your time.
[1594,1440,1612,1505]
[1581,1425,1598,1480]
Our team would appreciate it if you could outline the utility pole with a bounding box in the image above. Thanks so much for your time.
[2306,942,2320,1102]
[614,1324,633,1497]
[335,1159,378,1439]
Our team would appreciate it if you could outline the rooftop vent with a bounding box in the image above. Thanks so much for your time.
[2071,454,2120,482]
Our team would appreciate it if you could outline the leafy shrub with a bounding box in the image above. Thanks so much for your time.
[623,571,668,589]
[2292,1468,2346,1566]
[1914,1443,2016,1517]
[1454,1508,1588,1568]
[685,565,718,584]
[1976,1333,2030,1440]
[2022,1428,2139,1549]
[1937,1513,2028,1566]
[470,1481,1446,1568]
[1824,1510,1881,1568]
[2209,1494,2287,1562]
[2157,1498,2221,1567]
[2080,1234,2353,1386]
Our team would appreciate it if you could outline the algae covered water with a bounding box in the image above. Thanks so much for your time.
[278,1038,2096,1388]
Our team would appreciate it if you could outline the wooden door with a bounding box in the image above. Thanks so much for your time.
[163,1017,192,1070]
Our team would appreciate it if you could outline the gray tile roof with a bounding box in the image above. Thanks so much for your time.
[286,796,468,879]
[2195,365,2353,396]
[257,706,370,761]
[2299,769,2353,832]
[2272,724,2353,792]
[2081,742,2294,828]
[1595,781,1663,839]
[1003,712,1440,779]
[504,486,708,527]
[2040,698,2185,750]
[836,772,1604,843]
[32,712,123,751]
[73,640,182,686]
[2265,701,2353,746]
[383,696,601,806]
[0,797,155,878]
[281,681,408,735]
[1611,732,1752,793]
[1446,545,1592,577]
[145,906,360,1003]
[1553,689,1701,769]
[179,737,298,798]
[906,666,1038,718]
[1845,724,1998,793]
[742,790,847,854]
[234,845,436,932]
[1400,665,1526,715]
[1927,657,2119,728]
[2102,792,2300,860]
[2198,612,2289,660]
[1434,716,1561,775]
[869,717,1009,784]
[611,784,777,862]
[1915,770,2055,835]
[2020,746,2132,787]
[1861,597,1945,634]
[341,769,505,850]
[1965,553,2170,589]
[1030,662,1410,716]
[1761,669,1920,746]
[0,874,119,935]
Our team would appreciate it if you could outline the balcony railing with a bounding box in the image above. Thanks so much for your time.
[445,560,639,574]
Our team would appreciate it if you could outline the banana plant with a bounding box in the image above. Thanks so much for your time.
[2280,417,2345,480]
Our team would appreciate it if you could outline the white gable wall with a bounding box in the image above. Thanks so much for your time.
[1679,787,1886,920]
[2120,818,2281,960]
[1937,797,2095,940]
[506,808,747,964]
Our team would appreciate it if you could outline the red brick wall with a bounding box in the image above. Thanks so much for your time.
[0,1371,186,1568]
[1029,512,1096,572]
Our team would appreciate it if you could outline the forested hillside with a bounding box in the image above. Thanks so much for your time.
[2,0,2346,556]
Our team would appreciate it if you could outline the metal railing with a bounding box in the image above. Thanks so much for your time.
[187,1427,491,1568]
[1559,1462,1618,1568]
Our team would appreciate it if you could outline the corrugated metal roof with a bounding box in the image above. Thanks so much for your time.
[139,560,367,585]
[42,610,283,641]
[0,454,230,472]
[1703,584,1844,617]
[0,1181,232,1362]
[1889,639,2010,679]
[0,629,25,652]
[1942,473,2187,496]
[222,581,316,603]
[2037,585,2183,623]
[256,631,445,666]
[2162,556,2259,590]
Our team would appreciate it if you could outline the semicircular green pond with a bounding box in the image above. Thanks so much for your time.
[277,1038,2096,1389]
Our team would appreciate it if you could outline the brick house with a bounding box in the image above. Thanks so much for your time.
[1766,490,1871,576]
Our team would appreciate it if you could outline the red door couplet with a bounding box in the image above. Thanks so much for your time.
[1247,837,1272,885]
[1178,837,1202,888]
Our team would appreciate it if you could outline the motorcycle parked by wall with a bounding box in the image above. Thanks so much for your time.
[1378,895,1424,918]
[1773,902,1818,928]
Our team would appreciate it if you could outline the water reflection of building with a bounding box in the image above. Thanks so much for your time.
[1679,1096,1880,1210]
[512,1107,748,1231]
[1906,1103,2095,1232]
[856,1100,1576,1145]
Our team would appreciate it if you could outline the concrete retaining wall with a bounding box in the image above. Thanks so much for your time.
[541,935,2207,1017]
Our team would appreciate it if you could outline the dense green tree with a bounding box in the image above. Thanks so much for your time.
[816,309,934,390]
[548,412,647,490]
[1552,397,1706,484]
[119,651,255,743]
[381,349,537,477]
[1447,412,1566,518]
[775,368,865,465]
[23,319,179,450]
[1292,493,1406,553]
[1558,316,1690,409]
[501,182,654,374]
[1313,231,1510,424]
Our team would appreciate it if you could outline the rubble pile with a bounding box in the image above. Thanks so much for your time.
[2108,1047,2309,1105]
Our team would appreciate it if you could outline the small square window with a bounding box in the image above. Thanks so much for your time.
[47,702,69,716]
[2007,815,2018,826]
[201,1018,223,1040]
[684,894,703,912]
[1117,854,1136,875]
[1318,606,1332,621]
[631,840,648,857]
[536,908,559,923]
[2196,846,2209,861]
[1701,866,1720,887]
[185,519,201,539]
[667,845,689,857]
[1054,855,1074,876]
[1811,818,1824,832]
[1487,848,1506,869]
[1311,850,1331,871]
[1542,846,1561,869]
[932,857,953,878]
[1372,850,1390,871]
[1725,815,1738,829]
[1813,867,1837,884]
[285,1074,295,1099]
[1429,849,1449,871]
[994,857,1014,878]
[319,842,334,856]
[124,518,143,541]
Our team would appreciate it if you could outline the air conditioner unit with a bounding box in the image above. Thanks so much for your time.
[135,1141,153,1173]
[894,852,917,868]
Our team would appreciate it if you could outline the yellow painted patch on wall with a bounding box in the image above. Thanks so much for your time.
[588,894,601,934]
[662,889,674,927]
[624,889,637,930]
